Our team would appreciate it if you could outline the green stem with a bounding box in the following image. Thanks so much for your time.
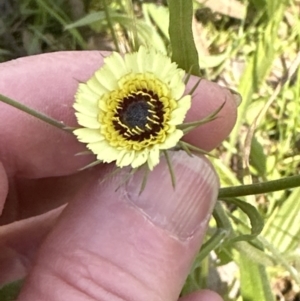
[218,175,300,198]
[0,93,69,131]
[103,0,120,52]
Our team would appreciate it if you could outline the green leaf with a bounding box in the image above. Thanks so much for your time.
[66,10,166,52]
[266,0,283,19]
[222,198,264,243]
[65,11,106,29]
[250,136,267,176]
[199,52,229,69]
[35,0,86,48]
[192,228,229,271]
[168,0,200,76]
[249,0,267,10]
[264,187,300,253]
[213,202,234,235]
[235,241,274,266]
[227,2,286,161]
[259,236,300,284]
[140,4,168,53]
[239,253,275,301]
[0,279,24,301]
[142,3,169,39]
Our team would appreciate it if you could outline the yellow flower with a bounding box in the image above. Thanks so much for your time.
[73,46,191,170]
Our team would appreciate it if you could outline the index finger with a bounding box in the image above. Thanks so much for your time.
[0,51,237,178]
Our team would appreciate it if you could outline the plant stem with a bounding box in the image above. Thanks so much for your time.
[103,0,120,52]
[0,93,69,131]
[218,175,300,198]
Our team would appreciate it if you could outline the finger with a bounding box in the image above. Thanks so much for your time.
[185,77,238,151]
[0,51,105,178]
[179,290,223,301]
[18,151,219,301]
[0,206,64,286]
[0,167,97,223]
[0,162,8,214]
[0,52,237,178]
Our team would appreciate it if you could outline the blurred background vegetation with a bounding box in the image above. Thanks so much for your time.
[0,0,300,300]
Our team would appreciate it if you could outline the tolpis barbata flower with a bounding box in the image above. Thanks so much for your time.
[73,46,192,170]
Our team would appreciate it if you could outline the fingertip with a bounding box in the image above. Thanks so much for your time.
[185,78,237,151]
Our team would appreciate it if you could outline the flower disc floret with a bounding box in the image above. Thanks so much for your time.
[73,46,191,170]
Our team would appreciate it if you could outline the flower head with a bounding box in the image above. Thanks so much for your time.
[73,46,191,170]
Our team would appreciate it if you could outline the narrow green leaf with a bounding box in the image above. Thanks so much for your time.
[168,0,201,76]
[239,253,275,301]
[213,202,234,234]
[259,236,300,284]
[103,0,120,52]
[227,4,285,162]
[191,229,229,271]
[35,0,86,48]
[264,187,300,253]
[0,279,24,301]
[142,3,169,39]
[222,198,264,242]
[65,12,106,29]
[250,136,267,176]
[235,241,274,266]
[141,4,168,53]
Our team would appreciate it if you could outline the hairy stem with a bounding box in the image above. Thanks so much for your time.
[218,175,300,198]
[0,93,70,131]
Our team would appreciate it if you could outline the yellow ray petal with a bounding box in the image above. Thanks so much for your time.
[73,103,98,117]
[147,147,160,170]
[168,95,191,125]
[87,140,120,163]
[75,113,100,129]
[169,72,185,99]
[75,93,99,108]
[117,150,136,167]
[131,150,149,168]
[86,76,109,96]
[124,52,140,73]
[104,52,129,80]
[159,130,183,150]
[73,128,104,143]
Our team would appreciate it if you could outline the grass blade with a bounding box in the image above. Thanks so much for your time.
[168,0,200,76]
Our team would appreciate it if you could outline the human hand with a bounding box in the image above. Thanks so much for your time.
[0,51,237,301]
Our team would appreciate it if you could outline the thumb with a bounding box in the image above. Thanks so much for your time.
[18,151,219,301]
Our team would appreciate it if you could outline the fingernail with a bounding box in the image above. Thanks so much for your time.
[125,151,219,240]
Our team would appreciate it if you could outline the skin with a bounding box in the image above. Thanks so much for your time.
[0,51,237,301]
